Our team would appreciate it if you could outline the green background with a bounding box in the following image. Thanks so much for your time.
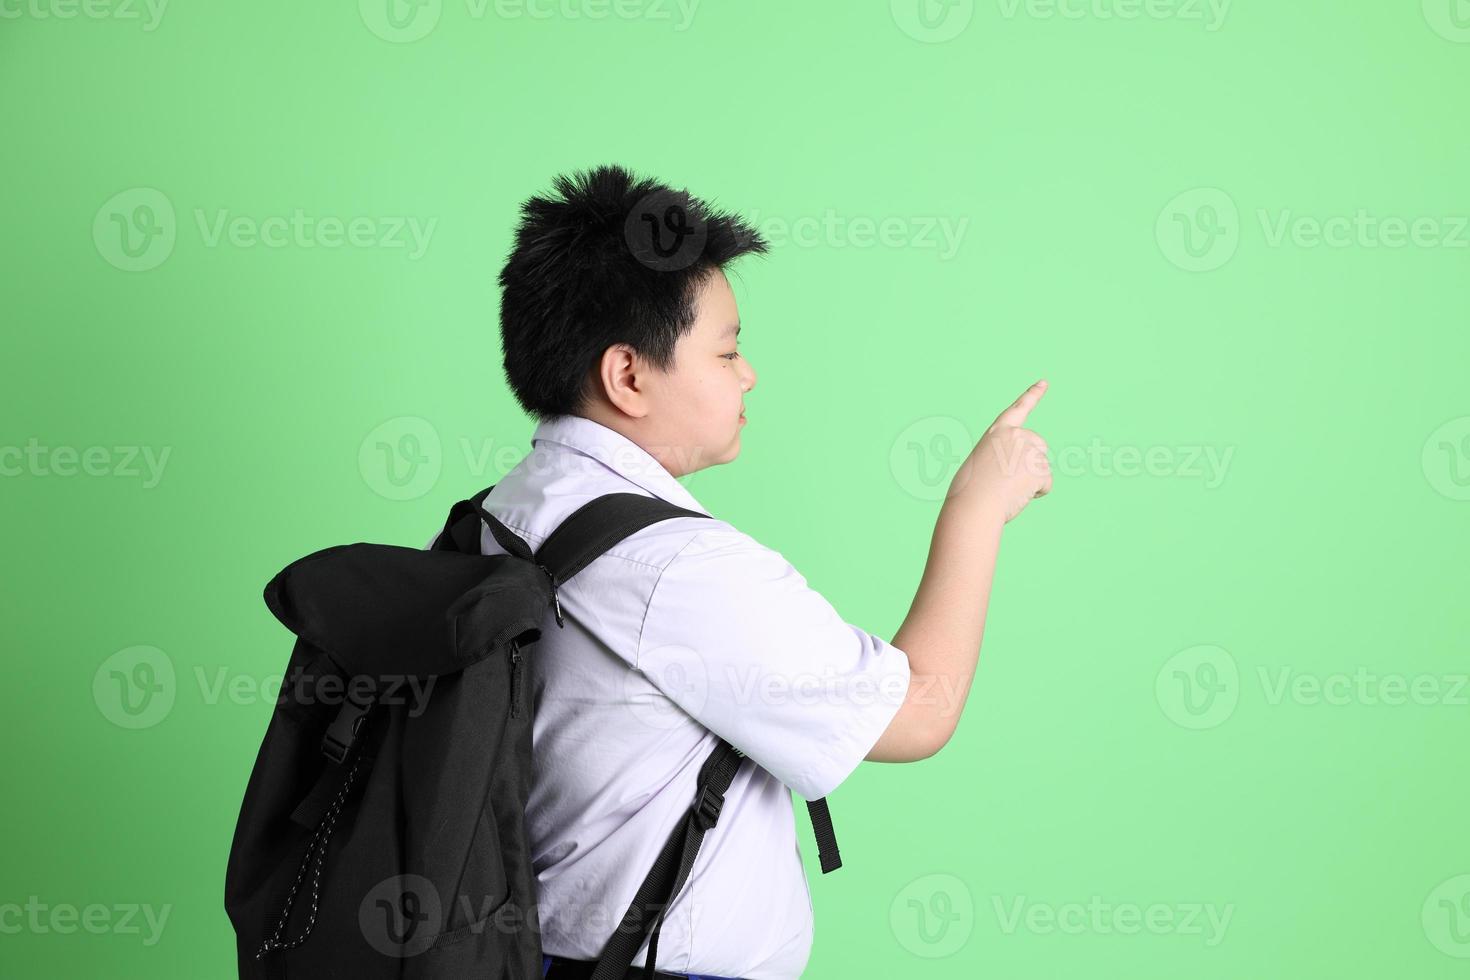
[3,1,1468,976]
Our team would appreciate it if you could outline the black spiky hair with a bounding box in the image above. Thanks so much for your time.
[497,163,769,421]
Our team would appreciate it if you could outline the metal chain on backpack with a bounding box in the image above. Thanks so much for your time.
[254,756,364,959]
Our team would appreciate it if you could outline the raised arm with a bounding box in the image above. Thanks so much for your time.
[867,380,1053,762]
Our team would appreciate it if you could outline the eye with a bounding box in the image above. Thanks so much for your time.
[721,351,741,360]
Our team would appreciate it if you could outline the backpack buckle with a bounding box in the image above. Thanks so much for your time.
[536,562,565,628]
[693,786,724,830]
[321,692,374,765]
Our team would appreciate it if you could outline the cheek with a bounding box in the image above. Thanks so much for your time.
[718,366,743,401]
[673,371,715,410]
[685,364,740,419]
[701,366,734,396]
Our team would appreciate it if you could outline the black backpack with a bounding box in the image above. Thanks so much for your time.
[225,485,843,979]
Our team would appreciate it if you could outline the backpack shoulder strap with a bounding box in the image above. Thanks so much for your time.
[591,739,745,980]
[533,491,709,585]
[434,488,708,630]
[435,487,704,581]
[432,484,538,560]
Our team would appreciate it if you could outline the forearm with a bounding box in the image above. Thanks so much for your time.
[866,496,1004,762]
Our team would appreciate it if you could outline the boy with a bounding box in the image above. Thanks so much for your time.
[455,164,1051,979]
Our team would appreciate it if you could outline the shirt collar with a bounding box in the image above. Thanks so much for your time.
[529,414,711,517]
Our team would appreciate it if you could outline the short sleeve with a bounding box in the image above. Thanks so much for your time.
[636,526,912,800]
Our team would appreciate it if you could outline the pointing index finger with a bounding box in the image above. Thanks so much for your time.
[993,380,1049,429]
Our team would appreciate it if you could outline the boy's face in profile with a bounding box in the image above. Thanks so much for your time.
[654,268,756,475]
[592,268,756,478]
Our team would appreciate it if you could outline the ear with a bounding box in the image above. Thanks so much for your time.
[597,343,653,419]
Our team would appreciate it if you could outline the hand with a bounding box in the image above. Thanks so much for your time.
[950,380,1053,523]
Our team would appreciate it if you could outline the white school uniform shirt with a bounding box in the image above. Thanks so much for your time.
[426,413,911,980]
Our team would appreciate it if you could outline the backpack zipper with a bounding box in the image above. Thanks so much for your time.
[509,640,523,719]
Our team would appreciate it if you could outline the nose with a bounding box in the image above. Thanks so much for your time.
[740,356,757,393]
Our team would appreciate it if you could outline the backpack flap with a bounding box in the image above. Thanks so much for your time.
[263,542,551,681]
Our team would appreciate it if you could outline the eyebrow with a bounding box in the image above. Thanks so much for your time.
[721,323,741,338]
